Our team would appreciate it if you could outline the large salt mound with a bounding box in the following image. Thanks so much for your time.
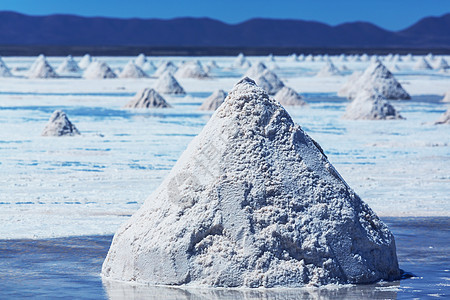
[245,62,267,78]
[57,55,80,73]
[233,53,251,68]
[434,109,450,125]
[0,57,12,77]
[255,69,285,95]
[79,54,92,69]
[124,88,171,109]
[274,86,306,106]
[41,110,80,136]
[154,61,178,77]
[119,61,148,78]
[176,61,208,79]
[316,61,341,77]
[340,61,410,100]
[199,89,227,111]
[83,61,117,79]
[343,89,404,120]
[28,57,58,79]
[102,77,400,288]
[414,57,432,70]
[154,71,185,94]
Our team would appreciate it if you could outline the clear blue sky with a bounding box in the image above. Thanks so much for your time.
[1,0,449,31]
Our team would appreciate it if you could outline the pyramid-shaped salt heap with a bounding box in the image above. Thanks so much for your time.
[434,58,449,70]
[119,61,148,78]
[414,57,432,70]
[57,55,80,73]
[343,89,404,120]
[176,60,208,79]
[102,78,400,287]
[83,61,117,79]
[28,56,58,79]
[287,53,298,62]
[134,53,147,67]
[233,53,251,68]
[339,61,410,100]
[0,57,12,77]
[316,61,341,77]
[274,86,306,106]
[245,62,267,78]
[255,69,284,94]
[41,110,80,136]
[154,61,178,77]
[79,54,92,69]
[199,89,227,111]
[154,71,185,94]
[124,88,171,109]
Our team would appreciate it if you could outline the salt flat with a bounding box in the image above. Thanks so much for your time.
[0,55,449,239]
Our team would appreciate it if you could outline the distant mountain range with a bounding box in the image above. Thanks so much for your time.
[0,11,449,48]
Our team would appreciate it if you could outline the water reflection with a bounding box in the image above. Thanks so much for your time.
[103,279,400,300]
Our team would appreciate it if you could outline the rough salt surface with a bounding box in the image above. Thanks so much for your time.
[124,88,171,109]
[199,89,227,111]
[83,61,117,79]
[154,71,185,94]
[102,77,400,288]
[339,61,410,100]
[343,90,404,120]
[119,61,148,78]
[41,110,80,136]
[274,86,306,106]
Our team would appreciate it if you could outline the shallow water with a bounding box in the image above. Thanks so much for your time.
[0,217,448,299]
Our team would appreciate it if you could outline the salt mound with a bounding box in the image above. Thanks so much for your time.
[338,71,363,97]
[124,88,171,109]
[176,61,208,79]
[0,57,12,77]
[154,71,185,94]
[204,61,219,73]
[414,57,432,70]
[102,77,400,287]
[274,86,306,106]
[199,89,227,111]
[287,54,298,62]
[255,69,285,95]
[298,54,305,61]
[404,54,414,62]
[233,53,251,68]
[28,54,45,74]
[360,54,369,61]
[316,61,341,77]
[267,54,275,62]
[442,90,450,102]
[392,54,402,63]
[343,89,404,120]
[57,55,80,73]
[83,61,117,79]
[245,62,267,78]
[154,61,178,77]
[305,54,314,61]
[134,53,147,67]
[79,54,92,69]
[434,109,450,125]
[119,61,148,78]
[141,61,156,72]
[339,61,410,100]
[434,58,449,70]
[28,56,58,79]
[339,54,347,62]
[41,110,80,136]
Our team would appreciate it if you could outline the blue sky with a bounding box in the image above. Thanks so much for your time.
[1,0,449,30]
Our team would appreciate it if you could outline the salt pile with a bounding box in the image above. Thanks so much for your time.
[233,53,251,68]
[56,55,80,73]
[204,61,219,73]
[339,54,347,62]
[338,61,410,100]
[392,54,402,63]
[124,88,171,109]
[175,61,208,79]
[442,90,450,103]
[199,89,227,111]
[305,54,314,61]
[434,58,449,70]
[298,54,305,61]
[245,62,267,78]
[102,77,400,287]
[79,54,92,69]
[255,69,285,94]
[141,61,156,72]
[343,89,404,120]
[41,110,80,136]
[83,61,117,79]
[434,109,450,125]
[28,54,45,74]
[316,61,341,77]
[287,54,298,62]
[0,57,12,77]
[404,53,414,62]
[154,61,178,77]
[267,54,275,62]
[134,53,147,67]
[119,61,148,78]
[360,53,369,61]
[414,57,432,70]
[28,56,58,79]
[154,71,185,94]
[274,86,306,106]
